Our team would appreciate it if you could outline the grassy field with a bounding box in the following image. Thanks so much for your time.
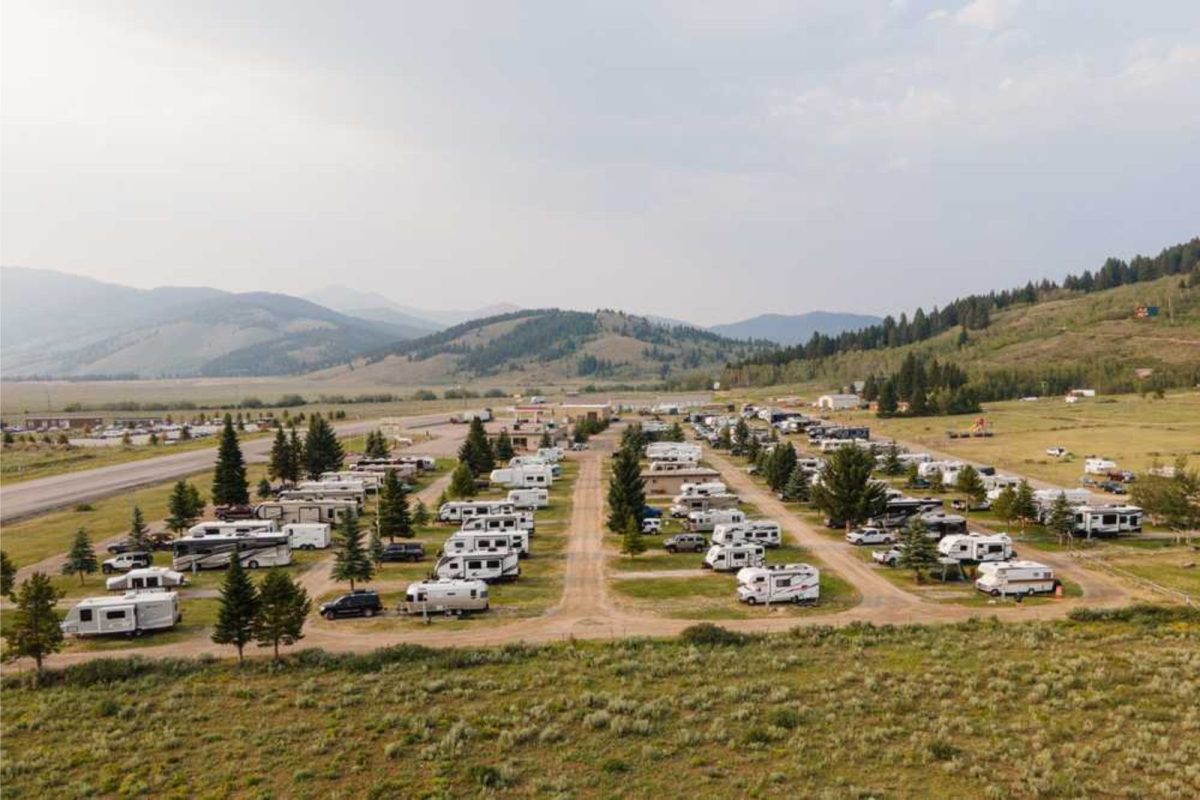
[2,607,1197,798]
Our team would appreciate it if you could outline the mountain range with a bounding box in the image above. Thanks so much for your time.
[709,311,884,345]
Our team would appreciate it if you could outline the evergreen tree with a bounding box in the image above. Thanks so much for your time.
[782,466,811,503]
[539,431,553,448]
[127,506,151,552]
[331,511,374,591]
[457,417,495,477]
[369,525,385,564]
[928,471,945,494]
[620,424,646,456]
[876,379,899,417]
[304,415,344,479]
[166,480,203,534]
[212,415,249,506]
[268,427,291,485]
[252,569,310,663]
[732,418,750,455]
[1046,492,1076,545]
[412,499,431,528]
[494,430,515,462]
[810,446,888,531]
[745,435,761,464]
[0,551,15,599]
[449,461,477,499]
[364,429,390,459]
[955,465,987,508]
[992,485,1017,528]
[62,528,99,586]
[286,426,304,485]
[257,478,273,499]
[897,518,938,582]
[607,446,646,533]
[621,515,646,558]
[881,442,904,476]
[212,558,259,665]
[716,426,733,450]
[904,462,921,488]
[2,573,64,677]
[766,442,798,493]
[667,422,685,442]
[1013,480,1038,532]
[1131,457,1200,533]
[378,469,413,541]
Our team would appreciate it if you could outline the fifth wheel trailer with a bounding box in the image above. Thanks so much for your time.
[60,591,181,637]
[433,552,521,583]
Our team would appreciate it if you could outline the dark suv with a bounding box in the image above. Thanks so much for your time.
[320,590,383,620]
[380,542,426,563]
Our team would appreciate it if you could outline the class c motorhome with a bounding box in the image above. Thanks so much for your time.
[670,493,740,517]
[703,542,765,572]
[736,564,820,605]
[677,481,728,497]
[975,560,1059,597]
[936,533,1014,563]
[402,579,489,616]
[433,552,520,582]
[60,591,181,637]
[711,521,783,548]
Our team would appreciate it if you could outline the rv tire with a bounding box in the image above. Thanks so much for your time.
[990,589,1001,597]
[247,560,259,569]
[746,596,758,606]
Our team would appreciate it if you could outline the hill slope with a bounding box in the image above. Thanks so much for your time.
[0,268,412,378]
[319,308,769,384]
[710,311,883,345]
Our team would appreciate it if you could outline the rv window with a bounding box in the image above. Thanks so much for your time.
[777,578,791,587]
[470,590,478,598]
[487,560,500,569]
[132,578,146,589]
[105,610,127,620]
[80,609,93,622]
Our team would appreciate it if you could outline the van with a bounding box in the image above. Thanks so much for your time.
[703,543,765,572]
[402,579,489,616]
[433,553,521,582]
[283,523,332,550]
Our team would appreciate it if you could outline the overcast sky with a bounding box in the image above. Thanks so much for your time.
[2,1,1198,325]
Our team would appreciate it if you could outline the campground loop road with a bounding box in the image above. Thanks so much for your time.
[22,422,1144,671]
[0,414,454,523]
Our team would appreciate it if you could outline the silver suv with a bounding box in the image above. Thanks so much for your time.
[664,533,707,553]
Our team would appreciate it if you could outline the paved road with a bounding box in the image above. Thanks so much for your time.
[0,413,453,523]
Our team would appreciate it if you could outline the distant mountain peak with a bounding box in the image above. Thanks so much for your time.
[709,310,885,346]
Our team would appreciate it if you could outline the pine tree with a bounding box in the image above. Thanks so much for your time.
[127,506,151,552]
[716,426,733,450]
[212,415,249,506]
[2,573,65,677]
[766,442,797,493]
[378,469,413,541]
[449,461,477,499]
[413,499,431,528]
[62,529,98,586]
[212,558,259,665]
[904,462,921,488]
[286,426,304,485]
[257,478,273,499]
[252,569,310,663]
[621,515,646,557]
[1046,492,1076,545]
[304,415,344,479]
[1013,480,1038,532]
[928,471,945,494]
[782,466,811,503]
[539,431,553,448]
[955,465,987,509]
[620,423,646,456]
[607,447,646,533]
[494,430,515,461]
[733,418,750,455]
[810,446,888,531]
[331,511,374,591]
[167,480,202,533]
[0,551,15,599]
[898,518,938,582]
[364,430,390,459]
[992,485,1017,528]
[268,427,291,485]
[880,443,903,476]
[369,525,385,564]
[459,418,495,476]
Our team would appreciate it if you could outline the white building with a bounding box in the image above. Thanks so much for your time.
[816,394,862,411]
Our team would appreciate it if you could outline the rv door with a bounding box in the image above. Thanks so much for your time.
[100,605,136,634]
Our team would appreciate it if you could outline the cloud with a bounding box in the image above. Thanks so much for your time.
[954,0,1021,31]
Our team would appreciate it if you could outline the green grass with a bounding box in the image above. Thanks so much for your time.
[4,608,1197,798]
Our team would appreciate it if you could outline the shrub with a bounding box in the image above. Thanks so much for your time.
[767,707,802,730]
[73,503,94,513]
[680,623,751,647]
[1068,605,1199,625]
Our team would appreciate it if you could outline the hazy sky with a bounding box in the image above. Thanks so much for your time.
[3,1,1198,325]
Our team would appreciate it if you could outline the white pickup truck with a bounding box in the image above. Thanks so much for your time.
[846,527,898,546]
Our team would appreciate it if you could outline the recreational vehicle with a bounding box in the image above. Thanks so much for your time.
[677,481,728,497]
[278,487,365,509]
[1084,458,1118,475]
[437,500,517,523]
[171,530,292,571]
[648,460,700,472]
[711,521,783,548]
[686,508,747,532]
[736,564,820,605]
[459,513,535,534]
[320,471,381,492]
[443,530,529,557]
[506,488,550,509]
[188,520,277,538]
[937,533,1014,563]
[509,456,562,477]
[703,542,765,572]
[670,493,740,517]
[296,479,368,495]
[1071,505,1143,538]
[1032,488,1092,509]
[870,497,944,528]
[283,523,332,550]
[60,591,181,637]
[351,460,419,479]
[433,552,520,582]
[913,512,968,539]
[402,579,490,616]
[818,438,871,453]
[488,466,554,489]
[255,499,357,525]
[536,447,565,462]
[105,567,186,592]
[975,560,1059,597]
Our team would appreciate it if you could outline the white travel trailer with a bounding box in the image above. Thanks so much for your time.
[320,471,381,492]
[278,487,365,508]
[937,533,1014,563]
[678,481,728,497]
[60,591,181,637]
[395,455,438,471]
[188,520,278,537]
[1084,457,1118,475]
[975,560,1059,597]
[645,442,702,462]
[711,521,783,548]
[402,579,490,616]
[459,513,535,535]
[918,460,958,479]
[105,568,186,592]
[982,474,1021,494]
[536,447,565,462]
[648,460,700,472]
[506,488,550,509]
[670,493,740,517]
[172,530,292,571]
[255,500,357,525]
[488,465,554,489]
[438,500,517,523]
[351,461,419,480]
[284,523,332,550]
[1032,488,1092,509]
[736,564,820,605]
[297,479,368,495]
[443,530,530,557]
[703,542,765,572]
[433,552,520,582]
[687,508,747,532]
[1072,505,1143,538]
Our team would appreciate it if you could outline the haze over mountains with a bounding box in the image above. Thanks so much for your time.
[710,312,884,346]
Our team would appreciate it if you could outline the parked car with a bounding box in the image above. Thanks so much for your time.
[950,499,992,512]
[641,518,662,534]
[319,590,383,620]
[908,477,932,489]
[663,533,707,553]
[872,545,906,567]
[107,533,173,554]
[845,528,897,546]
[642,506,664,519]
[101,552,153,574]
[380,542,426,563]
[215,504,255,521]
[570,442,588,451]
[1098,481,1127,495]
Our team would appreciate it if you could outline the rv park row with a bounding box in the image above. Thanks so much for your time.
[1,387,1196,669]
